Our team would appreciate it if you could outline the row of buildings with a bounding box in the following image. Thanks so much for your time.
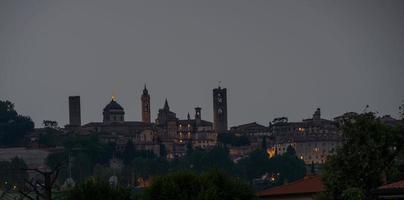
[64,85,398,164]
[65,85,228,159]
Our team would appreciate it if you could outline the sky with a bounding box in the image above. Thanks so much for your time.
[1,0,404,128]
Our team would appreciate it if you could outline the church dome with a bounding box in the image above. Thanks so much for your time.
[103,99,124,111]
[103,97,125,123]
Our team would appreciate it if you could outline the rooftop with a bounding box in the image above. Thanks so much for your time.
[379,180,404,190]
[257,175,324,197]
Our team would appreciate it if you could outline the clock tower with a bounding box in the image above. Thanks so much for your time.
[213,86,228,133]
[141,84,151,123]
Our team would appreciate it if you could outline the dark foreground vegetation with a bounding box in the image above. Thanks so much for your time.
[316,111,404,200]
[66,171,256,200]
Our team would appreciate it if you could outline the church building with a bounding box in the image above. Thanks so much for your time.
[66,85,225,159]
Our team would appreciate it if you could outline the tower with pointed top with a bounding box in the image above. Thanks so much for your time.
[163,98,169,111]
[213,86,228,133]
[141,85,151,123]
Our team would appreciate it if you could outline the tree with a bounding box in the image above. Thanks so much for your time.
[130,157,167,181]
[217,133,250,147]
[320,113,404,200]
[0,157,28,189]
[310,161,316,175]
[286,145,296,156]
[66,178,131,200]
[174,147,235,173]
[122,140,136,165]
[159,144,167,158]
[0,100,34,146]
[236,149,306,184]
[18,162,64,200]
[186,140,193,153]
[234,135,250,146]
[46,135,115,184]
[144,170,256,200]
[261,136,267,149]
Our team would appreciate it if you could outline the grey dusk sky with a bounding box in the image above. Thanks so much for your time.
[1,0,404,127]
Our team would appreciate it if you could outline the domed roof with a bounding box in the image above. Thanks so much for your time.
[103,99,124,111]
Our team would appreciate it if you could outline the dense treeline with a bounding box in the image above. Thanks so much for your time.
[45,134,306,189]
[317,112,404,200]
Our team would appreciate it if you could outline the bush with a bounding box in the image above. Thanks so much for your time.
[144,170,256,200]
[66,177,131,200]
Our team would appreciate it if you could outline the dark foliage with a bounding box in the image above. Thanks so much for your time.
[0,157,28,189]
[218,133,250,146]
[0,100,34,146]
[144,170,256,200]
[66,178,131,200]
[320,113,404,200]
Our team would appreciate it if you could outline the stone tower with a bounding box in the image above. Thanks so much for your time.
[141,85,151,123]
[195,107,201,126]
[68,96,81,126]
[213,86,228,133]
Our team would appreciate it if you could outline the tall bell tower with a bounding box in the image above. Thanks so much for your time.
[141,84,151,123]
[213,86,228,133]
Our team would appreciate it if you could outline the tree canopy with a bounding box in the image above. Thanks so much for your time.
[66,178,131,200]
[144,170,256,200]
[320,113,404,200]
[0,157,28,190]
[0,100,34,146]
[236,149,306,184]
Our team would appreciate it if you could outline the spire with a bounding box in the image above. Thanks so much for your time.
[187,112,190,120]
[164,98,169,111]
[143,84,149,95]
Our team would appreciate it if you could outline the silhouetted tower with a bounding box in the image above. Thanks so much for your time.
[141,85,151,123]
[68,96,81,126]
[195,107,201,126]
[313,108,321,121]
[213,86,228,133]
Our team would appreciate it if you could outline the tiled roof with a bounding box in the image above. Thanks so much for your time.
[257,175,324,197]
[82,121,154,128]
[231,122,268,130]
[177,119,213,127]
[379,180,404,190]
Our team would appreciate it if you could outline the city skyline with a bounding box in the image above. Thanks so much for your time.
[1,0,404,127]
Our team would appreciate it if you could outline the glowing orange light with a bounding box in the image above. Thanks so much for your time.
[267,147,276,158]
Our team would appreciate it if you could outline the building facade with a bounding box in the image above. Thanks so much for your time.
[230,122,270,148]
[66,86,220,159]
[270,108,342,164]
